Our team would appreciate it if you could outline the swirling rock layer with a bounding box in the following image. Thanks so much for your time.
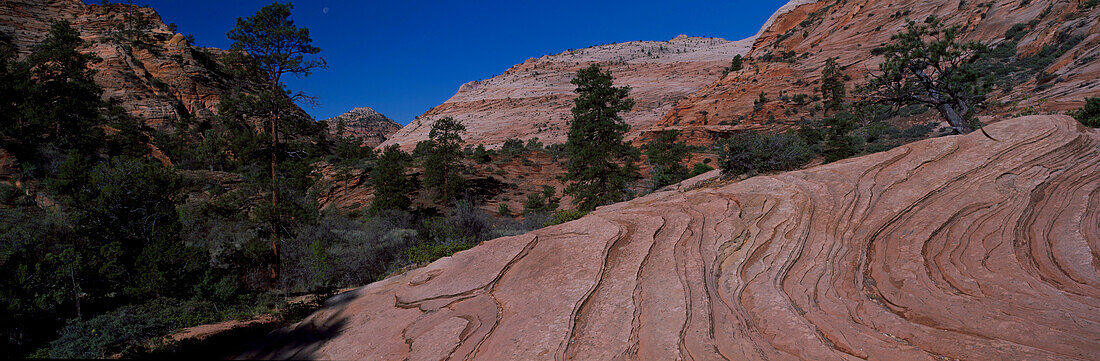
[244,115,1100,360]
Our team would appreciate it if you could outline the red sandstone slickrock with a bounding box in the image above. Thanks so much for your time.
[240,114,1100,360]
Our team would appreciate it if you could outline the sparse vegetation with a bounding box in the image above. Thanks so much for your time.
[716,131,813,177]
[1069,97,1100,128]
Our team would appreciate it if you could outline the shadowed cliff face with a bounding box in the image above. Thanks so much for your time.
[241,114,1100,360]
[650,0,1100,144]
[0,0,235,129]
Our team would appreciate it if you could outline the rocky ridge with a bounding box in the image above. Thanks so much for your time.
[0,0,236,129]
[244,115,1100,360]
[648,0,1100,144]
[379,35,754,149]
[324,107,402,148]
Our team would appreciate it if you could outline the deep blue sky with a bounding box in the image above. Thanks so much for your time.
[139,0,787,124]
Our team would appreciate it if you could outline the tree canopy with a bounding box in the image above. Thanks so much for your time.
[562,64,640,211]
[862,16,988,133]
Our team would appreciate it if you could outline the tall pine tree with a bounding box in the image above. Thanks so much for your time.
[421,117,466,206]
[225,2,325,281]
[562,64,639,211]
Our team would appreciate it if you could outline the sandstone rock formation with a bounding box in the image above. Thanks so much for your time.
[324,107,402,148]
[379,36,753,149]
[0,0,235,129]
[648,0,1100,144]
[241,114,1100,360]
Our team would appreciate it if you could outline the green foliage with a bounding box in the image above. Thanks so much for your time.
[70,157,205,299]
[970,23,1081,91]
[473,144,492,163]
[421,117,467,205]
[109,1,154,48]
[499,138,526,159]
[544,209,590,227]
[525,137,544,151]
[689,163,714,178]
[862,16,988,133]
[1069,97,1100,128]
[721,54,744,76]
[645,130,691,190]
[370,145,414,213]
[225,2,325,86]
[497,203,511,217]
[404,239,475,265]
[45,296,281,359]
[332,135,375,165]
[716,131,812,177]
[523,186,560,215]
[819,57,847,112]
[822,113,859,163]
[563,64,640,211]
[0,21,105,172]
[47,304,167,358]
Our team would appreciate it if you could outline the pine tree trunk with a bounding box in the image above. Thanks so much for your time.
[910,66,972,134]
[270,105,280,282]
[70,263,81,320]
[936,102,972,134]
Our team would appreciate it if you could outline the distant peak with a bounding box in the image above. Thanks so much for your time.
[347,106,381,115]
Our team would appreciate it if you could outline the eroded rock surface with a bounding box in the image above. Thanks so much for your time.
[380,36,753,149]
[242,115,1100,360]
[651,0,1100,144]
[0,0,236,128]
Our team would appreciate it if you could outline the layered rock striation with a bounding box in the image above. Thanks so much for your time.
[0,0,237,129]
[380,35,753,149]
[242,114,1100,360]
[649,0,1100,144]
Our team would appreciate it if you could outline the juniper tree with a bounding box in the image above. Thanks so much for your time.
[862,16,988,134]
[562,64,639,211]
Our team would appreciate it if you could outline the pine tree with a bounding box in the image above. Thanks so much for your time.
[862,16,988,133]
[562,64,639,211]
[819,57,846,113]
[421,117,466,205]
[22,21,105,163]
[370,145,414,213]
[645,130,690,190]
[226,2,326,280]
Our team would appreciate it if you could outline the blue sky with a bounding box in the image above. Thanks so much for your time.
[141,0,787,125]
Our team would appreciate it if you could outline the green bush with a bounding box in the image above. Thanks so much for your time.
[543,209,589,227]
[404,239,475,265]
[717,131,813,177]
[823,114,859,163]
[1069,97,1100,128]
[43,297,267,359]
[688,163,714,178]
